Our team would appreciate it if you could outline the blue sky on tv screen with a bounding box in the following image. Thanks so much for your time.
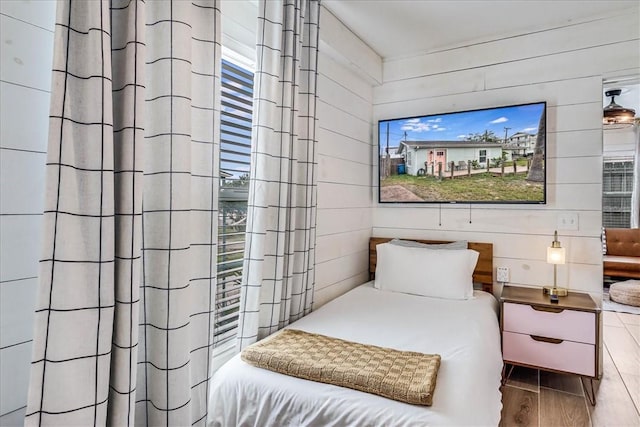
[379,103,545,153]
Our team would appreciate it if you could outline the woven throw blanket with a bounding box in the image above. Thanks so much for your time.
[241,329,441,406]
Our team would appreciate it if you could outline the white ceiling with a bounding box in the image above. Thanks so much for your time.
[323,0,640,60]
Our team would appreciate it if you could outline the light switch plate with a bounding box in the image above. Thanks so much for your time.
[557,213,579,230]
[497,267,509,283]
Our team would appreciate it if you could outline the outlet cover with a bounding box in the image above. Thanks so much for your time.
[497,267,509,283]
[557,213,579,230]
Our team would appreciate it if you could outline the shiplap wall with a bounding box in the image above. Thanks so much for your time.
[0,0,56,420]
[313,7,379,308]
[372,10,640,297]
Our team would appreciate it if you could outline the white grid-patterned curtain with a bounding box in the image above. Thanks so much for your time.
[236,0,320,349]
[25,1,221,425]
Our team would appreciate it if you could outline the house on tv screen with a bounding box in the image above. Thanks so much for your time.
[397,140,504,175]
[502,132,537,158]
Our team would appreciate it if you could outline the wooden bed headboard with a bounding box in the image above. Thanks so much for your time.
[369,237,494,294]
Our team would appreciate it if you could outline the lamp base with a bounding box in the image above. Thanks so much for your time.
[542,286,568,297]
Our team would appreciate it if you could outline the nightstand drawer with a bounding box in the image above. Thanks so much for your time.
[503,331,595,377]
[503,302,595,344]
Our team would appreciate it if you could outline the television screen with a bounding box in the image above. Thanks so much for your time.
[378,101,546,204]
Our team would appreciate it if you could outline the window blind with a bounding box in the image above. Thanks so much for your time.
[215,58,254,345]
[602,159,634,229]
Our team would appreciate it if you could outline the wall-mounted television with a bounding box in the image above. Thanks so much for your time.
[378,101,546,204]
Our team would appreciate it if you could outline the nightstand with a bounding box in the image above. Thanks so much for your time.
[500,285,602,405]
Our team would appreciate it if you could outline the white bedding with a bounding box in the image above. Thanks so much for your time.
[207,282,503,427]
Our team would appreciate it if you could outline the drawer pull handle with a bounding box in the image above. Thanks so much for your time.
[531,305,564,314]
[530,335,563,344]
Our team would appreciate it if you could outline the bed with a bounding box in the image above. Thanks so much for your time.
[208,238,503,426]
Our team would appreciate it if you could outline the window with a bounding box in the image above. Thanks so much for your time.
[479,149,487,164]
[406,151,412,167]
[436,151,444,157]
[215,57,254,346]
[603,158,634,228]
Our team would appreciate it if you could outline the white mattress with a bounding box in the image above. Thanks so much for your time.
[207,282,503,427]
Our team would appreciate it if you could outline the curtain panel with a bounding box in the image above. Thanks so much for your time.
[236,0,321,350]
[25,1,221,425]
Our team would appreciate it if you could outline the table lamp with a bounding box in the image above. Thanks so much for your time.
[543,230,567,297]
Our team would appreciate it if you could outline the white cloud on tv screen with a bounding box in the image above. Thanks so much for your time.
[401,120,432,132]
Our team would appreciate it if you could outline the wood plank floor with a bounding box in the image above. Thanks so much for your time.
[500,311,640,427]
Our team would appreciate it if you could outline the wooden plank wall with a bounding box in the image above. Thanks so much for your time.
[370,10,640,297]
[0,1,56,418]
[312,7,380,308]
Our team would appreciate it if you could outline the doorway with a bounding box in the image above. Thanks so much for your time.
[598,78,640,422]
[601,79,639,298]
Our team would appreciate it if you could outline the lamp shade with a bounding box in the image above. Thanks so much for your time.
[547,246,565,265]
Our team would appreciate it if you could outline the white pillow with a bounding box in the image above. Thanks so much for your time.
[374,242,479,300]
[389,238,468,250]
